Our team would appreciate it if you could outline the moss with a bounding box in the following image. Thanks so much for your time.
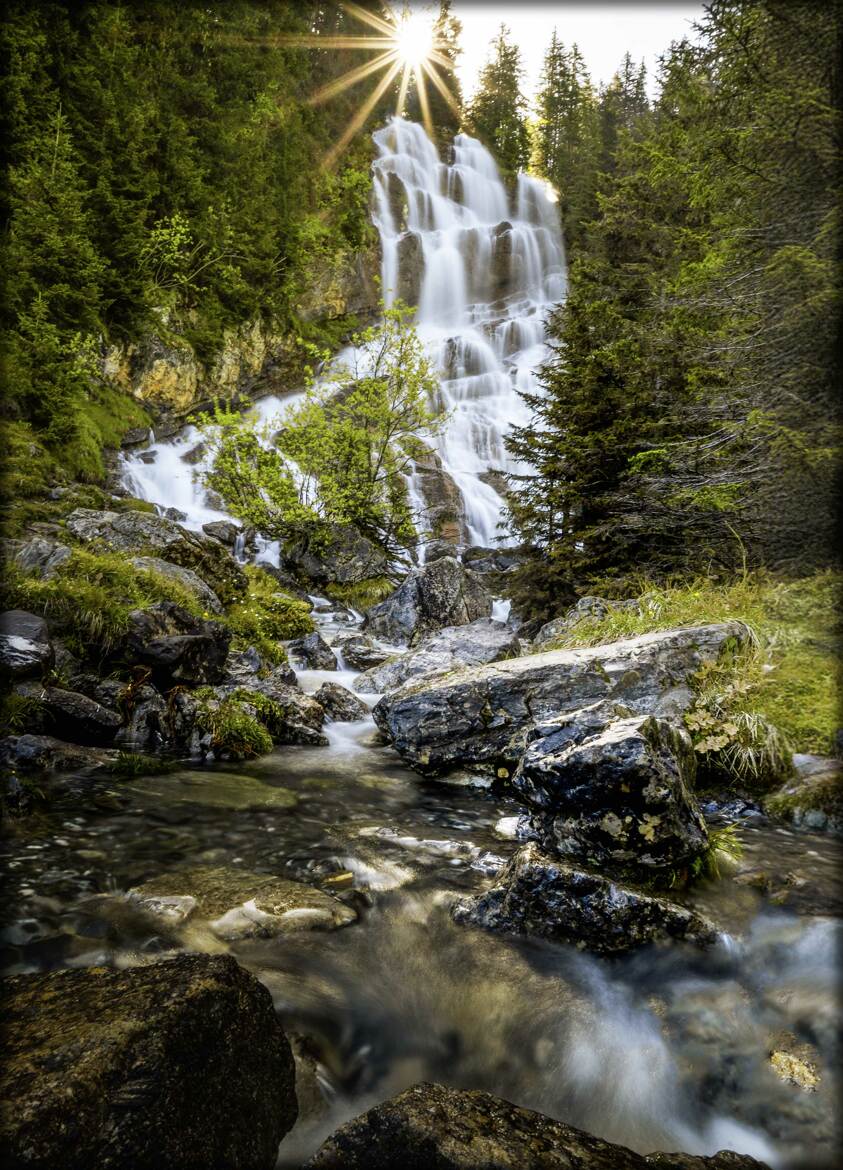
[195,694,273,760]
[108,752,178,778]
[325,575,395,611]
[62,384,151,483]
[224,565,313,665]
[227,689,288,737]
[765,771,842,819]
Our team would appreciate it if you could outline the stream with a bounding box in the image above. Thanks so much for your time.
[1,594,839,1167]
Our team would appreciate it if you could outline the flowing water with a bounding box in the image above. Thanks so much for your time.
[10,121,840,1166]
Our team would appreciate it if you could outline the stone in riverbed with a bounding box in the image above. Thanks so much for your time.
[332,632,391,672]
[284,522,388,586]
[0,953,297,1170]
[0,610,53,681]
[452,842,718,955]
[285,630,338,670]
[130,864,357,938]
[126,770,300,811]
[513,710,708,875]
[305,1081,769,1169]
[354,617,521,694]
[14,682,122,747]
[0,733,118,775]
[364,556,493,646]
[314,682,369,722]
[373,623,745,777]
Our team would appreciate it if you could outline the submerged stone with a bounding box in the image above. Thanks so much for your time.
[125,769,299,811]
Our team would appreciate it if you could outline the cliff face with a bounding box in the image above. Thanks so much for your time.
[104,246,381,430]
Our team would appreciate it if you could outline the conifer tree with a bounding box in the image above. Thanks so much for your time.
[465,24,530,177]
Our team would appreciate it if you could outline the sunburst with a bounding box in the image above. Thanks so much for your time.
[276,2,460,167]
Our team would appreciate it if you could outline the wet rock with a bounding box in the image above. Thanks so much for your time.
[332,632,391,672]
[373,623,744,777]
[114,684,170,754]
[0,610,53,681]
[248,675,325,732]
[285,523,388,586]
[396,230,423,303]
[161,506,188,522]
[124,601,231,686]
[306,1081,767,1169]
[413,445,466,543]
[314,682,369,722]
[533,596,642,648]
[0,953,296,1170]
[2,536,72,580]
[129,555,223,613]
[15,683,122,747]
[120,424,153,448]
[364,556,492,647]
[65,507,247,604]
[453,843,718,955]
[130,864,357,938]
[0,734,117,775]
[202,519,241,545]
[764,757,842,836]
[423,538,459,562]
[126,770,300,811]
[354,618,520,694]
[223,646,298,689]
[286,631,338,671]
[513,710,708,876]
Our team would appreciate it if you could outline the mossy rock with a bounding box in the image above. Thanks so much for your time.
[764,758,842,833]
[0,954,296,1169]
[125,768,297,810]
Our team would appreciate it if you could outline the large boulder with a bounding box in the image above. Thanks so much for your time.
[0,610,53,681]
[313,682,369,722]
[123,602,231,686]
[364,556,492,647]
[129,865,357,939]
[0,954,296,1170]
[512,710,708,876]
[332,632,391,672]
[764,755,842,835]
[354,618,520,694]
[306,1082,768,1170]
[65,508,247,604]
[453,843,718,955]
[0,734,118,775]
[129,556,222,614]
[284,523,388,586]
[15,683,122,747]
[373,623,744,777]
[285,631,337,670]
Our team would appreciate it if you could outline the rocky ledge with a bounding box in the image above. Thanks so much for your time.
[306,1082,770,1169]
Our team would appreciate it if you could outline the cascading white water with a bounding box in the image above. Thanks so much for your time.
[120,119,565,554]
[372,118,566,549]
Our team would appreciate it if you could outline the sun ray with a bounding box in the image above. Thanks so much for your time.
[421,59,462,121]
[396,62,412,117]
[340,1,396,38]
[413,64,434,141]
[323,57,404,169]
[232,34,396,50]
[309,49,399,106]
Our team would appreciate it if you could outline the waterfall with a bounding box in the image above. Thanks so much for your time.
[121,118,566,552]
[372,118,566,550]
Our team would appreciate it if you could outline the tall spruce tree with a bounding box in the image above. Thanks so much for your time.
[465,24,530,177]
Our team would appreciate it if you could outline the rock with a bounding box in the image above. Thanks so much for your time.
[3,536,72,580]
[120,425,152,448]
[202,519,241,546]
[285,523,388,586]
[512,710,708,876]
[130,556,223,613]
[64,508,247,604]
[126,770,300,811]
[0,610,54,681]
[0,953,296,1170]
[114,684,170,754]
[412,445,466,543]
[223,646,298,689]
[533,596,642,648]
[423,538,459,562]
[373,623,744,777]
[453,843,718,955]
[256,562,313,603]
[285,631,338,670]
[354,618,520,694]
[764,757,842,835]
[130,865,357,938]
[124,602,231,686]
[161,506,188,522]
[396,230,423,303]
[247,674,325,731]
[0,734,118,775]
[332,632,391,672]
[364,557,492,646]
[305,1082,768,1169]
[314,682,369,722]
[15,683,122,747]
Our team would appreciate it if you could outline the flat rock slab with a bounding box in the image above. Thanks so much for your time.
[130,864,357,939]
[0,953,296,1170]
[373,623,744,776]
[306,1081,769,1169]
[126,770,299,811]
[452,842,718,955]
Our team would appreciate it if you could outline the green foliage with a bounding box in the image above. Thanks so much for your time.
[224,565,313,664]
[325,576,395,611]
[228,689,288,737]
[690,822,744,883]
[0,692,45,736]
[466,24,530,177]
[195,693,273,761]
[108,752,177,778]
[199,303,441,556]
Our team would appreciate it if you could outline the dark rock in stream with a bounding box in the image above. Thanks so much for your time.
[14,683,122,747]
[285,522,389,586]
[285,630,338,670]
[124,601,231,686]
[332,632,391,672]
[364,556,493,646]
[0,953,297,1170]
[0,610,54,681]
[0,733,118,775]
[306,1081,769,1169]
[314,682,369,722]
[452,842,718,955]
[373,623,745,777]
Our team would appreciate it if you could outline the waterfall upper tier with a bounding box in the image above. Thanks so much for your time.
[372,118,566,548]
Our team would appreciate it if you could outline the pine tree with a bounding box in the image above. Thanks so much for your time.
[465,24,530,177]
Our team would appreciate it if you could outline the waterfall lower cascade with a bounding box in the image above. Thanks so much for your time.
[373,118,566,548]
[121,119,565,554]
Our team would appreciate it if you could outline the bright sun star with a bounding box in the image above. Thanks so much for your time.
[272,3,459,167]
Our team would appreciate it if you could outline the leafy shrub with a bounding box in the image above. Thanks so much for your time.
[224,565,313,664]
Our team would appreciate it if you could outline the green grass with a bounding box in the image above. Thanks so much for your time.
[325,575,395,611]
[224,565,314,664]
[195,692,274,760]
[108,752,178,778]
[547,571,841,779]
